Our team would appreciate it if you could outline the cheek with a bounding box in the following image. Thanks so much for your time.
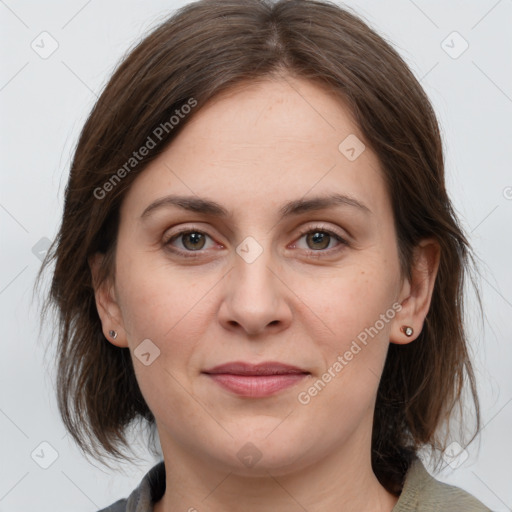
[294,273,395,423]
[115,258,217,431]
[303,261,397,343]
[297,255,399,405]
[116,252,218,344]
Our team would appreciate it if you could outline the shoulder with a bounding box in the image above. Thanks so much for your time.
[96,461,166,512]
[393,457,493,512]
[97,499,127,512]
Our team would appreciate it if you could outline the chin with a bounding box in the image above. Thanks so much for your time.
[208,428,319,477]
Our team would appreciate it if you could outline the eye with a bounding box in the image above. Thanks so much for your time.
[293,225,349,255]
[164,228,218,257]
[163,224,349,259]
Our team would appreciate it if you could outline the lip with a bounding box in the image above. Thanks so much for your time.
[204,361,308,375]
[202,361,310,398]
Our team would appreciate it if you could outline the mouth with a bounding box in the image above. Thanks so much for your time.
[202,361,311,398]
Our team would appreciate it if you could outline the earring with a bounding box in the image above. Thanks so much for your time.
[401,326,414,337]
[108,330,118,339]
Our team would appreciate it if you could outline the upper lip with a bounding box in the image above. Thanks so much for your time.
[203,361,309,376]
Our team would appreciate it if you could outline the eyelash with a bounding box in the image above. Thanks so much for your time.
[163,224,349,259]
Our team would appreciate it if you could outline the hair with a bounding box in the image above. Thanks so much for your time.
[37,0,482,494]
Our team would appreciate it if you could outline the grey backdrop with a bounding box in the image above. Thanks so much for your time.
[1,0,511,510]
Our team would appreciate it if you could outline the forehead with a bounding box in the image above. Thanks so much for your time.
[121,76,389,221]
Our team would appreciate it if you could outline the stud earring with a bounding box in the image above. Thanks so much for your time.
[108,330,118,339]
[401,326,414,337]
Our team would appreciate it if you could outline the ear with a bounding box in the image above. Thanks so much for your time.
[390,238,441,345]
[88,252,128,348]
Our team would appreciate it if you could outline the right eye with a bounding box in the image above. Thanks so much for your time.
[164,228,220,258]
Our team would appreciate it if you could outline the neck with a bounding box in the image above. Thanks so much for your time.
[154,424,399,512]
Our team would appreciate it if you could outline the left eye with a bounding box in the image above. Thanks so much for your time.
[294,228,347,252]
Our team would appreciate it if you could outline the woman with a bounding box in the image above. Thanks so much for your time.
[38,0,492,510]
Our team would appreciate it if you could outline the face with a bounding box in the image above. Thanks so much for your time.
[94,76,424,476]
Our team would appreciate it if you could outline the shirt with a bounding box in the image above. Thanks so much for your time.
[97,457,492,512]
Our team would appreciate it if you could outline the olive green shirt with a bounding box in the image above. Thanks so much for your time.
[98,457,492,511]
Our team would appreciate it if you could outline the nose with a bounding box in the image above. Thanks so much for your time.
[218,242,293,337]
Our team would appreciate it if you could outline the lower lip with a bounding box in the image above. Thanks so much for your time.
[205,373,309,397]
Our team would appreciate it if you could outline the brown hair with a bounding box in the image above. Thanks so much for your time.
[37,0,481,494]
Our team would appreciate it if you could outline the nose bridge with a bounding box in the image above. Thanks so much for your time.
[219,233,290,335]
[232,234,276,298]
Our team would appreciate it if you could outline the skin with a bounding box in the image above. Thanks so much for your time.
[91,75,440,512]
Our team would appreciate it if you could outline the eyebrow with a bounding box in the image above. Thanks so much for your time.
[140,192,372,221]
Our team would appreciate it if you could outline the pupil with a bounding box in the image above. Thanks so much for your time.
[308,231,329,250]
[185,232,204,250]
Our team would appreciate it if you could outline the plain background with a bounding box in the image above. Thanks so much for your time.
[1,0,511,510]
